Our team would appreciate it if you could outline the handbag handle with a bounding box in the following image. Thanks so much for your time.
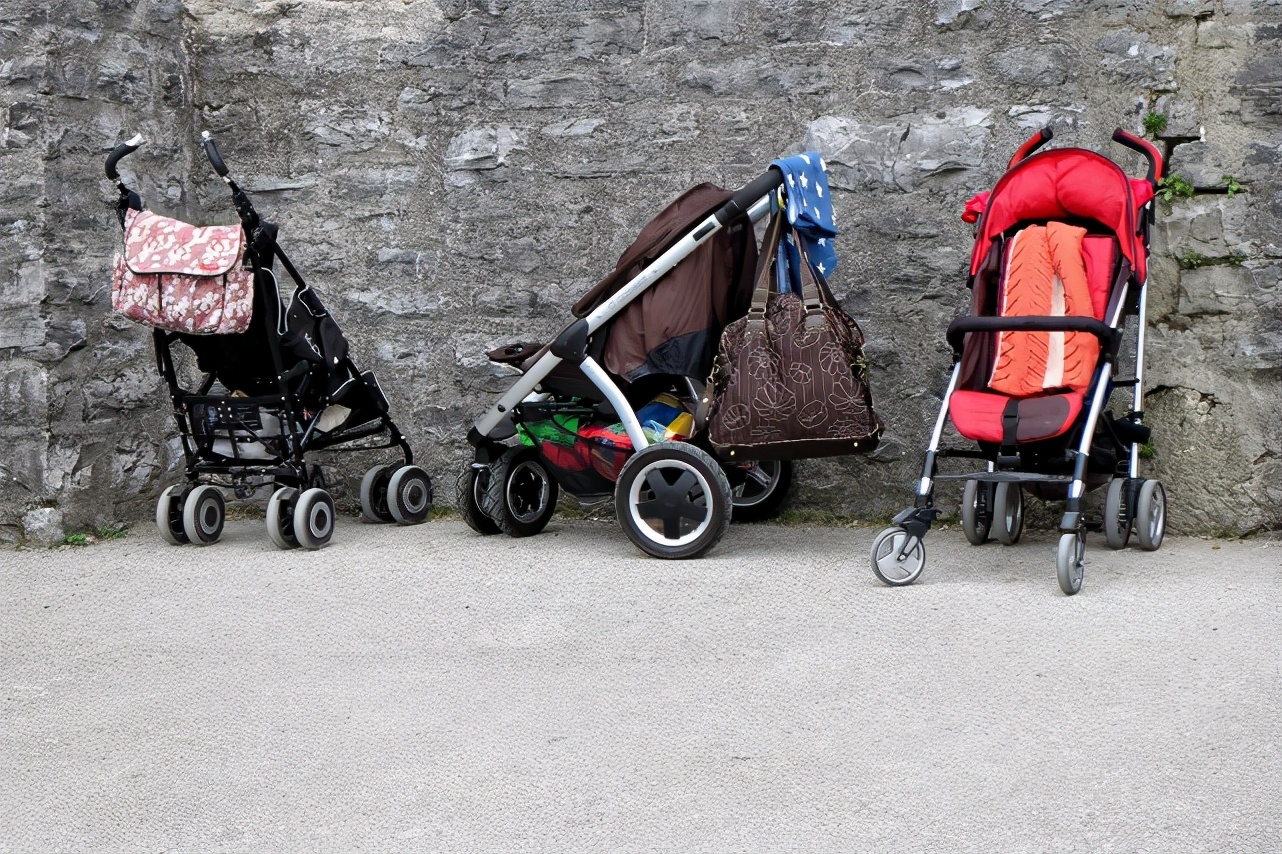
[790,227,827,316]
[748,209,787,320]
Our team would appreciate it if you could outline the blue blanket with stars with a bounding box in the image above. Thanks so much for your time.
[771,151,838,296]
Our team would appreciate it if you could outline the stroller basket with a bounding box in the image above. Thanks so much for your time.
[516,402,632,498]
[186,394,287,462]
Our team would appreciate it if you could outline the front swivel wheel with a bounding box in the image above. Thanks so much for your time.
[182,485,225,546]
[1056,530,1086,596]
[870,526,926,587]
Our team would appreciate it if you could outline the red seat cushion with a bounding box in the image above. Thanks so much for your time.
[949,389,1085,444]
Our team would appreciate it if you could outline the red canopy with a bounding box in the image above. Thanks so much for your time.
[969,148,1147,281]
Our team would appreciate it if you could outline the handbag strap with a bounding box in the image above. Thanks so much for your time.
[790,227,826,316]
[749,210,787,319]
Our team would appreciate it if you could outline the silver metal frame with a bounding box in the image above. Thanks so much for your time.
[471,194,775,443]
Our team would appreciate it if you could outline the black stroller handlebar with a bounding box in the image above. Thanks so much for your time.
[947,315,1119,356]
[715,168,785,224]
[105,133,145,181]
[201,131,230,179]
[1111,128,1164,186]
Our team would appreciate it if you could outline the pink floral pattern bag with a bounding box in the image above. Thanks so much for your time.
[111,209,255,334]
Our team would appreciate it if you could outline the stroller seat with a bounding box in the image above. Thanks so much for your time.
[949,220,1120,446]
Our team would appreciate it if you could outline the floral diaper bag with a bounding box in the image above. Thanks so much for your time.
[111,209,254,334]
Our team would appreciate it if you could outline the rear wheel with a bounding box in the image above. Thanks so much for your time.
[1134,479,1166,551]
[615,443,732,559]
[181,484,225,546]
[359,464,395,523]
[266,486,300,550]
[960,479,993,545]
[293,487,336,550]
[870,526,926,587]
[993,482,1024,545]
[155,485,190,546]
[728,459,793,523]
[485,448,559,538]
[1056,530,1086,595]
[387,465,433,525]
[1103,478,1131,550]
[458,466,501,535]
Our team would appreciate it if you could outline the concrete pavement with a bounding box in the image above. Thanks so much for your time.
[2,516,1279,853]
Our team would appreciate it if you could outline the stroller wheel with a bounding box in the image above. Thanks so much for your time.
[156,486,191,546]
[960,479,993,545]
[266,486,300,550]
[387,465,433,525]
[1056,530,1086,595]
[615,443,732,560]
[486,448,559,538]
[993,482,1024,545]
[360,464,396,523]
[727,459,793,523]
[1103,478,1132,550]
[181,485,225,546]
[1134,479,1167,551]
[870,526,926,587]
[458,466,501,536]
[293,487,336,550]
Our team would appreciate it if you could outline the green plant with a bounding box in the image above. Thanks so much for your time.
[1226,251,1246,266]
[63,532,89,547]
[1221,174,1245,198]
[1142,111,1167,137]
[1139,443,1156,460]
[1157,173,1196,203]
[1177,251,1207,270]
[97,524,128,541]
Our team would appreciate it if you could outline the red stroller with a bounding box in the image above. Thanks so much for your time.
[870,128,1168,595]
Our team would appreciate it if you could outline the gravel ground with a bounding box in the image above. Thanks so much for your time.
[2,517,1279,853]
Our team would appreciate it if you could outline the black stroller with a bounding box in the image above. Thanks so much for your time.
[105,133,432,549]
[870,127,1168,594]
[460,171,793,559]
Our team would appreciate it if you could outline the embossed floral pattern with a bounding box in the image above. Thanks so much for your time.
[707,217,882,458]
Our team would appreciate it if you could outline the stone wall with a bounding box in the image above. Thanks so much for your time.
[2,0,1278,543]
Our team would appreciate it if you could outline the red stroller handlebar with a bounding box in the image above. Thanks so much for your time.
[1111,128,1164,186]
[1007,127,1054,169]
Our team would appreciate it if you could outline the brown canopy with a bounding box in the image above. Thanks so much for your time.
[573,183,760,384]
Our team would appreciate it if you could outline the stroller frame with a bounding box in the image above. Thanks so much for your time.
[872,127,1168,595]
[464,170,787,558]
[106,132,429,548]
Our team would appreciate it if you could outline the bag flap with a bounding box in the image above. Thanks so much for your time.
[123,209,245,277]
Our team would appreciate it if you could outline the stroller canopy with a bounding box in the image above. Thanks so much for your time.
[573,183,759,384]
[969,148,1154,282]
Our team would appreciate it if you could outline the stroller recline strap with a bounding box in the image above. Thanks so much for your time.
[1000,397,1021,461]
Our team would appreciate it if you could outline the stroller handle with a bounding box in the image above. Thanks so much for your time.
[105,134,145,181]
[201,131,230,179]
[1007,127,1054,169]
[1111,128,1164,185]
[200,131,261,230]
[715,168,785,224]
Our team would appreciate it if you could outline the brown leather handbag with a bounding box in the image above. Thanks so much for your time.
[706,212,882,460]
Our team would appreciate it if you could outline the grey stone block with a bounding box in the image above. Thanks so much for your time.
[22,507,64,548]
